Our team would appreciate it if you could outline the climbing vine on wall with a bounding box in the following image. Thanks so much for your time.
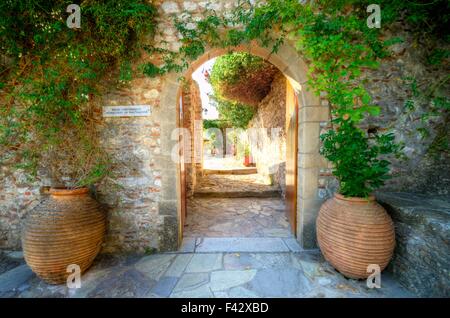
[143,0,448,196]
[146,1,386,121]
[0,0,157,187]
[1,0,448,192]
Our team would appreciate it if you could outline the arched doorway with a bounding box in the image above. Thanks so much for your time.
[159,41,329,250]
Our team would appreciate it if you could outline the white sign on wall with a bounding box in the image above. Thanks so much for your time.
[103,105,151,117]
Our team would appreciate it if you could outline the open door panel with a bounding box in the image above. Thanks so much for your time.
[285,80,298,236]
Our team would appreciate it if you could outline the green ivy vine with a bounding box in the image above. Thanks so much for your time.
[0,0,157,187]
[1,0,448,194]
[142,0,448,197]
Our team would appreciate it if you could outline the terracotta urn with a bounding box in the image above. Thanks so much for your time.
[316,193,395,279]
[21,188,106,284]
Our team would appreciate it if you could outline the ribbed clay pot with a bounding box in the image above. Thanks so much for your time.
[21,188,106,284]
[316,194,395,279]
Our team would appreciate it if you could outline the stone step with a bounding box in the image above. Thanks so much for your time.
[0,264,34,294]
[203,168,258,175]
[193,190,280,198]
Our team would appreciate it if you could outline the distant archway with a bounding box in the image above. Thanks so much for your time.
[158,40,329,249]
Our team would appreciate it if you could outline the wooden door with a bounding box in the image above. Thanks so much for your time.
[285,80,298,235]
[178,94,187,243]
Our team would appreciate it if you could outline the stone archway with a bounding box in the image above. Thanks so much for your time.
[159,41,330,250]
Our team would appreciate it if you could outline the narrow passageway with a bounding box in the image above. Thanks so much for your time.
[183,154,297,254]
[180,52,295,252]
[185,152,292,236]
[185,197,290,237]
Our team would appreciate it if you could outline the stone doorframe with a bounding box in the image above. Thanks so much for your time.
[158,41,330,250]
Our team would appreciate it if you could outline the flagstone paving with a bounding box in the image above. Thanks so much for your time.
[0,249,414,298]
[0,162,417,298]
[194,174,279,197]
[195,237,291,252]
[185,197,292,238]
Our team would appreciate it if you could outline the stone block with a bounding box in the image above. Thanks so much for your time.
[177,238,196,253]
[298,122,320,154]
[165,254,193,277]
[283,238,303,252]
[185,253,223,273]
[0,265,34,293]
[298,153,327,169]
[377,192,450,297]
[150,276,178,297]
[161,170,178,201]
[195,238,290,253]
[161,1,180,14]
[173,272,209,291]
[299,106,329,123]
[210,270,257,291]
[297,167,319,199]
[134,254,175,280]
[158,215,178,251]
[297,198,324,249]
[159,200,177,216]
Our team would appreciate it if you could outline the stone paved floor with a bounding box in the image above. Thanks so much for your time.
[194,174,279,195]
[185,198,292,238]
[0,163,418,298]
[0,250,414,298]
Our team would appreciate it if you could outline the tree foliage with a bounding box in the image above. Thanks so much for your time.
[203,119,229,130]
[210,52,278,106]
[210,96,255,130]
[210,52,265,85]
[208,52,275,128]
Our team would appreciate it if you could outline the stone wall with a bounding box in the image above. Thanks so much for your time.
[317,24,450,198]
[94,74,167,253]
[181,80,203,197]
[1,0,448,254]
[0,173,41,249]
[181,82,195,197]
[0,0,247,252]
[377,192,450,297]
[0,0,217,253]
[249,72,287,196]
[362,26,450,195]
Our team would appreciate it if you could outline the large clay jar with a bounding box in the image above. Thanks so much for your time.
[316,194,395,279]
[22,188,106,284]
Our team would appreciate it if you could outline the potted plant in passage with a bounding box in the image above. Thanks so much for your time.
[317,118,400,279]
[243,144,253,167]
